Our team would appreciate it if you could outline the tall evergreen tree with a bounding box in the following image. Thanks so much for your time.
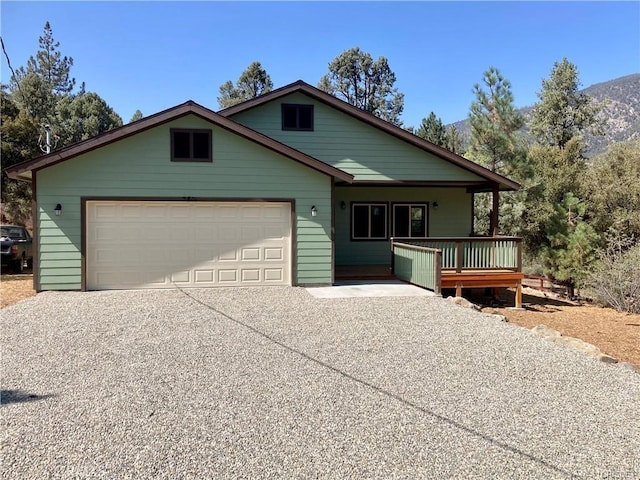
[2,22,123,222]
[468,67,526,236]
[0,90,38,224]
[582,140,640,240]
[415,112,448,147]
[468,67,524,176]
[539,192,599,298]
[529,58,601,149]
[129,109,144,123]
[55,91,122,145]
[318,47,404,126]
[445,124,464,155]
[11,21,75,121]
[522,59,603,292]
[217,61,273,109]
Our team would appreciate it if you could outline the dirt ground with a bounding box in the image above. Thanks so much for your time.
[475,287,640,368]
[2,276,639,367]
[1,275,36,308]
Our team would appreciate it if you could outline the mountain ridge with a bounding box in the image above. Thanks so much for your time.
[449,73,640,158]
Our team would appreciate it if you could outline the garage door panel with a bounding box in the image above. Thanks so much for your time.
[194,269,215,283]
[264,269,284,282]
[241,206,262,219]
[218,205,239,218]
[87,201,291,289]
[264,247,284,261]
[241,269,261,282]
[241,248,261,261]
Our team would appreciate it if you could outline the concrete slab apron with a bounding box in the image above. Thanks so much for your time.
[306,280,435,298]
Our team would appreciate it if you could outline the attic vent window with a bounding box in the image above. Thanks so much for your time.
[171,129,212,162]
[282,104,314,131]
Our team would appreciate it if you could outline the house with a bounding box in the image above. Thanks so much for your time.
[6,80,523,302]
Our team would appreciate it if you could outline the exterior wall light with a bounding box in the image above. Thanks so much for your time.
[432,201,439,210]
[54,204,62,216]
[340,201,346,210]
[311,206,318,217]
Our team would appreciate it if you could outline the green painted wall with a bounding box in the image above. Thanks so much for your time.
[229,92,486,182]
[36,115,332,290]
[334,186,472,266]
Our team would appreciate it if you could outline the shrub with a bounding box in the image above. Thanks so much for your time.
[588,235,640,313]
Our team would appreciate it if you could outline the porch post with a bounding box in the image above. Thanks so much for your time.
[491,183,499,237]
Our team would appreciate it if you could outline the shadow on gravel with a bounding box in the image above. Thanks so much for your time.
[0,389,54,406]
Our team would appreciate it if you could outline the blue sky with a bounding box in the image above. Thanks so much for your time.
[1,1,638,127]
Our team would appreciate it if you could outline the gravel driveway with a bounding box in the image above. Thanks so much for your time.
[2,287,639,479]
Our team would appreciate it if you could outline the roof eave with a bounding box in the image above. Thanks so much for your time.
[3,99,354,184]
[219,81,520,191]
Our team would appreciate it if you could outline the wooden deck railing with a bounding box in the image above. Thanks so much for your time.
[399,237,522,273]
[391,241,442,294]
[391,237,523,305]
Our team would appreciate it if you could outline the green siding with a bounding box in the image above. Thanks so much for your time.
[335,186,472,266]
[36,115,332,290]
[230,92,485,182]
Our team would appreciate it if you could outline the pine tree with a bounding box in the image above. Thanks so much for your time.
[445,125,464,154]
[468,67,524,176]
[415,112,448,147]
[318,47,404,126]
[55,91,122,145]
[539,192,599,297]
[522,59,603,290]
[2,22,123,222]
[530,58,601,149]
[468,67,526,236]
[1,90,39,223]
[129,110,144,123]
[217,62,273,109]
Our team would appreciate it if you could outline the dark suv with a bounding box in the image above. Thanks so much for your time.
[1,225,33,273]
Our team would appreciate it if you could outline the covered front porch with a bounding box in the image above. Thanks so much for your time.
[332,178,524,306]
[335,236,523,308]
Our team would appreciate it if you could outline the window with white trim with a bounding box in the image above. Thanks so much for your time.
[392,204,427,238]
[351,203,388,240]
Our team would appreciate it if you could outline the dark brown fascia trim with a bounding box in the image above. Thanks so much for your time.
[466,182,512,193]
[81,197,87,292]
[330,179,335,285]
[218,80,310,117]
[31,171,40,292]
[219,80,520,191]
[335,180,496,189]
[6,103,197,179]
[5,100,354,184]
[81,196,298,203]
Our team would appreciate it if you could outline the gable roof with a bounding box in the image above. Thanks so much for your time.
[5,101,354,183]
[219,80,520,191]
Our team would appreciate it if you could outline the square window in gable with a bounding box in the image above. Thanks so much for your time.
[171,129,212,162]
[282,104,314,131]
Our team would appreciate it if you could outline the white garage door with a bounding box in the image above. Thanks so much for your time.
[86,201,291,289]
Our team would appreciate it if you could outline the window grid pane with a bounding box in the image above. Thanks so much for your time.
[173,131,191,159]
[171,129,212,162]
[393,205,410,237]
[370,205,386,238]
[411,206,426,237]
[353,205,370,238]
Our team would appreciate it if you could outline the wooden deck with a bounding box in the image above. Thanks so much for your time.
[337,264,524,308]
[441,269,524,308]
